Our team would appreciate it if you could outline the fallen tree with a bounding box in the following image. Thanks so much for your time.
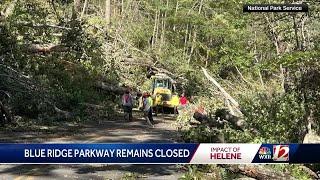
[221,165,295,180]
[26,44,68,54]
[79,103,106,110]
[121,59,188,85]
[16,22,71,30]
[54,106,74,120]
[202,67,243,118]
[95,81,126,95]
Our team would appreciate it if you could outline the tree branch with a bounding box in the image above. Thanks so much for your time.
[16,22,71,30]
[221,165,295,180]
[235,66,253,87]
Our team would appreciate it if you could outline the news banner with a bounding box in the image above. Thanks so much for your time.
[0,143,319,164]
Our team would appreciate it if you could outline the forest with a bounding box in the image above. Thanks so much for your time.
[0,0,320,179]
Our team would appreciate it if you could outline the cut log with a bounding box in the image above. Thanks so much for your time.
[221,165,295,180]
[26,44,68,53]
[202,67,243,117]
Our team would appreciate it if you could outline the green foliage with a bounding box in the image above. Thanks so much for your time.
[241,92,306,143]
[221,127,253,143]
[271,164,313,180]
[179,165,204,180]
[177,91,308,143]
[180,165,241,180]
[0,0,118,119]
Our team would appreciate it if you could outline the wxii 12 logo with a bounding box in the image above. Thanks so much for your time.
[273,145,289,161]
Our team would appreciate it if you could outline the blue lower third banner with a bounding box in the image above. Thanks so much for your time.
[0,143,319,164]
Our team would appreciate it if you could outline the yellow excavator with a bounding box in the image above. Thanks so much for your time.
[151,73,179,113]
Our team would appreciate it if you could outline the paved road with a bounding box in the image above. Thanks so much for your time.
[0,113,185,180]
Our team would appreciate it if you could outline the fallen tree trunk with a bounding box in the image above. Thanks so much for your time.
[54,106,73,120]
[122,60,188,84]
[95,81,126,95]
[221,165,295,180]
[202,67,243,117]
[26,44,68,53]
[79,103,106,110]
[299,165,319,179]
[16,22,71,30]
[123,61,174,76]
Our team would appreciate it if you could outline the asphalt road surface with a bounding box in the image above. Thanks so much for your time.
[0,112,185,180]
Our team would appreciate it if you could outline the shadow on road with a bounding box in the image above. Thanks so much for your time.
[0,165,56,177]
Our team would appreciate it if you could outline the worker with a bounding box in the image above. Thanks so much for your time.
[122,88,133,121]
[136,89,142,107]
[143,92,154,127]
[179,92,188,107]
[193,101,208,123]
[177,92,188,114]
[171,93,179,114]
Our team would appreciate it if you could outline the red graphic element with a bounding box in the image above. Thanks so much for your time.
[210,153,241,159]
[273,145,289,161]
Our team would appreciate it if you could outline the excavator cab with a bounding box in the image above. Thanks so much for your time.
[151,74,179,113]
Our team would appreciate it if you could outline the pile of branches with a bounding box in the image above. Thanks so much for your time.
[0,63,76,123]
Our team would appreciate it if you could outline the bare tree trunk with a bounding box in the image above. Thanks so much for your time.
[173,1,179,32]
[235,66,252,87]
[188,30,196,64]
[80,0,89,19]
[151,10,159,48]
[74,0,81,13]
[183,24,189,57]
[301,15,307,50]
[155,10,160,47]
[159,0,169,52]
[205,50,209,67]
[253,30,265,88]
[306,23,311,50]
[105,0,111,27]
[264,15,280,55]
[292,14,300,50]
[121,0,124,18]
[159,13,164,52]
[188,0,203,64]
[264,14,286,92]
[98,0,104,15]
